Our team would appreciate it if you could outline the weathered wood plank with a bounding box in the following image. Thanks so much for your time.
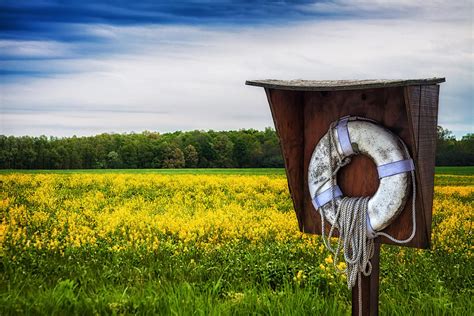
[417,85,440,244]
[265,88,305,229]
[404,85,421,145]
[246,78,445,91]
[352,239,381,316]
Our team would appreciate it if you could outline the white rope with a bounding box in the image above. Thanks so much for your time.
[372,140,417,244]
[317,121,417,315]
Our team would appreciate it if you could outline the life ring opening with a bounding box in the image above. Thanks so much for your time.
[336,154,380,197]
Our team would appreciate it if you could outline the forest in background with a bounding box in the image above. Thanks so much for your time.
[0,126,472,169]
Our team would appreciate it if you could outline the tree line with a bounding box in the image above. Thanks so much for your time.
[0,127,472,169]
[0,128,283,169]
[436,127,473,166]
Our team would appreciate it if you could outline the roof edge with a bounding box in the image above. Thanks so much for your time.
[245,78,445,91]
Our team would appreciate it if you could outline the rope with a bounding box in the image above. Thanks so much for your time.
[372,140,417,244]
[317,120,417,315]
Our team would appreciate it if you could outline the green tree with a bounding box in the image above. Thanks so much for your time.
[185,131,216,167]
[261,138,283,167]
[119,140,138,168]
[183,144,199,168]
[436,126,456,165]
[1,125,471,169]
[162,144,185,169]
[106,151,121,169]
[232,132,262,167]
[213,135,234,167]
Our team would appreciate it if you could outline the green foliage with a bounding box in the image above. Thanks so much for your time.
[1,225,472,315]
[0,168,285,176]
[436,127,473,166]
[0,126,472,169]
[435,166,474,176]
[183,144,199,168]
[0,129,284,169]
[0,246,350,316]
[162,143,185,169]
[106,151,121,169]
[0,167,471,177]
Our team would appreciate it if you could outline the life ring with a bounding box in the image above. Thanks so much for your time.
[308,116,415,235]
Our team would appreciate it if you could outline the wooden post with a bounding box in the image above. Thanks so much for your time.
[352,239,381,316]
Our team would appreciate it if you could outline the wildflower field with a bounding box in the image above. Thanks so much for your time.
[1,169,473,315]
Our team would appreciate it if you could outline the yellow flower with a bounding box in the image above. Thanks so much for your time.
[337,262,346,270]
[325,255,333,264]
[0,172,471,261]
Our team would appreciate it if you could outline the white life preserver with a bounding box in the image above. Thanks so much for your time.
[308,116,415,235]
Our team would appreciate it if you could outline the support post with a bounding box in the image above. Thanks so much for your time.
[352,239,381,316]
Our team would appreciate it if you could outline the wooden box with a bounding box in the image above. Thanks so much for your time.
[246,79,445,249]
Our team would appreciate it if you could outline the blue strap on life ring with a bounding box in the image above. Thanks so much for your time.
[336,116,354,156]
[377,159,415,179]
[312,185,343,208]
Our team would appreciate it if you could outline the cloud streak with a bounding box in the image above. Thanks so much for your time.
[0,1,472,137]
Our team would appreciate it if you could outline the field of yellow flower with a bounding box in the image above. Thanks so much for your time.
[1,170,473,315]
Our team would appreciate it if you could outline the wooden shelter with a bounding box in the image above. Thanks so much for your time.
[246,78,445,315]
[246,78,444,249]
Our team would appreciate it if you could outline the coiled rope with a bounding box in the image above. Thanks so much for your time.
[318,121,417,315]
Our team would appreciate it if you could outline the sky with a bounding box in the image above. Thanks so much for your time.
[0,0,472,138]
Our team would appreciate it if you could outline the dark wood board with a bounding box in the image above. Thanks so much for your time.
[265,88,305,229]
[352,239,381,316]
[405,85,440,242]
[264,84,441,249]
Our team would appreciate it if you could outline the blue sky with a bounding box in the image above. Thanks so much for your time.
[1,0,472,138]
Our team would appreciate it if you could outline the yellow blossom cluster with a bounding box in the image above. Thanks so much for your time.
[0,174,319,254]
[434,186,474,197]
[1,173,472,261]
[432,184,473,257]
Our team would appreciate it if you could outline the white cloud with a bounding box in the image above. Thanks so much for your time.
[0,40,71,58]
[1,3,472,137]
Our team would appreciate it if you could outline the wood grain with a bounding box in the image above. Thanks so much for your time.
[261,85,441,248]
[352,239,381,316]
[404,85,440,247]
[265,88,305,230]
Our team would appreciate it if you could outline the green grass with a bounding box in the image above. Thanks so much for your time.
[0,168,286,175]
[1,246,350,315]
[0,166,471,176]
[434,166,474,175]
[2,243,471,315]
[1,167,473,315]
